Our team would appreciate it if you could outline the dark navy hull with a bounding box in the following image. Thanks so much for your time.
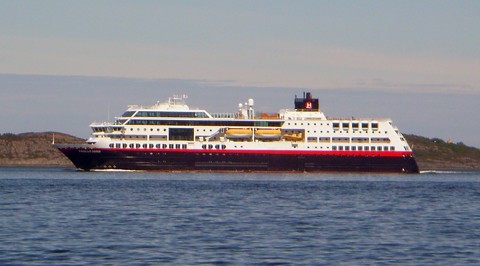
[58,147,419,173]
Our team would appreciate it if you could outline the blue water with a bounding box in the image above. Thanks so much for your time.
[1,167,480,265]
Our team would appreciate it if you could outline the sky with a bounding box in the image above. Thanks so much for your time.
[1,1,479,147]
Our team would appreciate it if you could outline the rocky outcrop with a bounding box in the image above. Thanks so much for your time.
[404,134,480,170]
[0,132,84,167]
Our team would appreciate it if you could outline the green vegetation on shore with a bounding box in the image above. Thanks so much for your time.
[1,132,479,170]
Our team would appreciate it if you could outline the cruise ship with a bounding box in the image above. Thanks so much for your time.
[55,92,419,173]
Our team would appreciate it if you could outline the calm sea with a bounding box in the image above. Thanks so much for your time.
[1,167,480,265]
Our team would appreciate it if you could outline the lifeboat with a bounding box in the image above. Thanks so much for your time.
[225,128,253,139]
[255,129,282,139]
[283,132,303,141]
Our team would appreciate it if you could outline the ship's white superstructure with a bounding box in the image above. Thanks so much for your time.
[87,94,411,154]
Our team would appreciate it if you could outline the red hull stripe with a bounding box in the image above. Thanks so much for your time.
[61,147,413,158]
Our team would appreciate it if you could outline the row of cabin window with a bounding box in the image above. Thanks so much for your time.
[285,122,379,129]
[202,144,227,150]
[332,146,396,151]
[304,130,387,134]
[307,137,391,143]
[332,122,379,130]
[109,143,187,149]
[132,111,209,118]
[128,128,215,132]
[126,120,281,127]
[92,127,123,133]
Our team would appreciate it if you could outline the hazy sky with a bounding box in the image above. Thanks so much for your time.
[1,1,479,147]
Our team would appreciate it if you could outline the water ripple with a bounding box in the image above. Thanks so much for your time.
[1,167,480,264]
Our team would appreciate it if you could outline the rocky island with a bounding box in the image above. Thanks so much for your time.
[1,132,479,171]
[0,132,84,167]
